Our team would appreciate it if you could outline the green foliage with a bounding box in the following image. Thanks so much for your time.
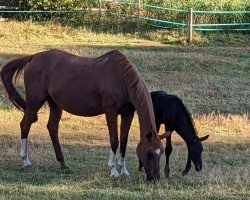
[27,0,98,10]
[0,0,20,7]
[1,1,249,33]
[144,0,250,10]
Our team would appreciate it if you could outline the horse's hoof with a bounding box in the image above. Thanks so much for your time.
[120,168,130,177]
[110,169,119,178]
[138,167,144,172]
[22,163,31,169]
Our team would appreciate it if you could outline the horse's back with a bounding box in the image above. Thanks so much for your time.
[23,49,130,116]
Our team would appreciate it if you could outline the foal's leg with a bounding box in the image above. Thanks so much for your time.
[47,99,68,169]
[119,113,134,176]
[182,154,191,176]
[105,111,119,177]
[164,130,173,178]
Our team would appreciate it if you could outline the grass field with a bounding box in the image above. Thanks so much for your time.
[0,21,249,199]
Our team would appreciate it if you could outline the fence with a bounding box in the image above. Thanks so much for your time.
[105,0,250,43]
[0,0,249,43]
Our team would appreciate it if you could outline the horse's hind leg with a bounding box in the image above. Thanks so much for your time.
[20,105,44,168]
[119,113,134,176]
[47,99,68,170]
[105,110,119,177]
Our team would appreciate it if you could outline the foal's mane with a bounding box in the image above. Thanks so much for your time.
[175,97,198,135]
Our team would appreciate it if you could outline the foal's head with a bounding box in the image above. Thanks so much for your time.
[189,135,209,171]
[136,132,163,181]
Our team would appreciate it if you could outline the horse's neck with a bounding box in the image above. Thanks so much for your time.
[137,107,156,140]
[176,119,197,146]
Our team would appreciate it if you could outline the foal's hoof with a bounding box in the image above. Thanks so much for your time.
[165,173,170,179]
[182,170,189,176]
[164,168,170,178]
[60,166,71,174]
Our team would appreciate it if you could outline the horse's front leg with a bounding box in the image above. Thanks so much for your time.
[164,132,173,178]
[138,160,143,171]
[182,154,191,176]
[119,113,134,176]
[105,111,119,178]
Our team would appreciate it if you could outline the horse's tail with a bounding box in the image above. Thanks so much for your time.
[0,55,34,112]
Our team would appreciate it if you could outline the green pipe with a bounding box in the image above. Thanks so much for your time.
[193,10,250,14]
[141,16,186,26]
[193,23,250,27]
[194,28,250,31]
[0,10,89,13]
[144,4,187,12]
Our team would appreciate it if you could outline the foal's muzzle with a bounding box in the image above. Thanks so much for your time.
[146,171,160,181]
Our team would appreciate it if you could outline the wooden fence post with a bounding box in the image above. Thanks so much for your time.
[98,0,102,19]
[137,0,141,29]
[188,8,193,43]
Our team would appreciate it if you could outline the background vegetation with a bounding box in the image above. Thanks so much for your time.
[1,0,249,29]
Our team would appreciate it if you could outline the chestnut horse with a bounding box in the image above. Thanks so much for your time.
[0,49,163,181]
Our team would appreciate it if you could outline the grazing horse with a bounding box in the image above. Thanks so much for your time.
[0,49,163,181]
[143,91,209,177]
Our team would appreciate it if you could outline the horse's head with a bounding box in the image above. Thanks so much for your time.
[136,132,163,181]
[189,135,209,171]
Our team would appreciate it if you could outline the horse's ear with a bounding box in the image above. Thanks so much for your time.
[158,132,172,139]
[199,135,209,142]
[146,132,153,139]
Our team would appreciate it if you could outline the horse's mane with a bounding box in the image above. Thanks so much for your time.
[113,50,155,131]
[175,96,198,135]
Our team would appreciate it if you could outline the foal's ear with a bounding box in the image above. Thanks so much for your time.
[146,132,153,139]
[199,135,209,142]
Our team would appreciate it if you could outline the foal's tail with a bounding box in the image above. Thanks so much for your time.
[0,55,34,112]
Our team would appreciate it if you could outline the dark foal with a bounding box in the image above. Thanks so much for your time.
[1,49,163,181]
[138,91,209,177]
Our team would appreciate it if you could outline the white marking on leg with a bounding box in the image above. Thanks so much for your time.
[108,150,119,177]
[20,139,31,168]
[118,157,130,176]
[155,148,161,156]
